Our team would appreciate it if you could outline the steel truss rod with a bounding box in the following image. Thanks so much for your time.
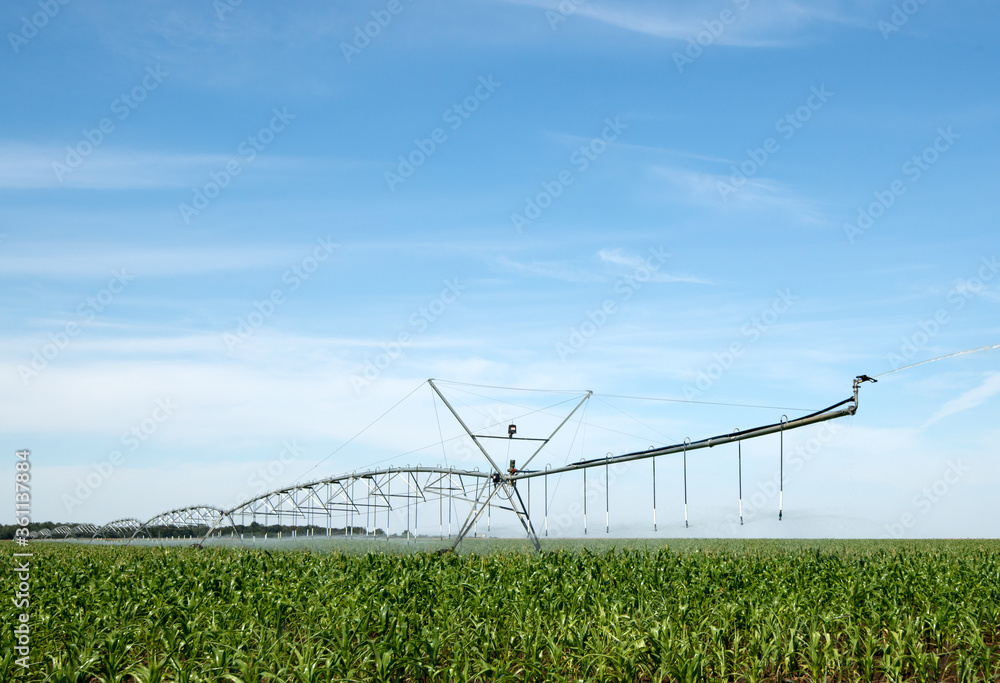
[224,466,489,519]
[428,379,504,473]
[519,390,592,472]
[430,378,591,551]
[500,482,541,552]
[183,467,493,544]
[450,479,509,549]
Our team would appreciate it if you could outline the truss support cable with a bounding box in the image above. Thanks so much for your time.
[296,381,425,485]
[431,379,589,395]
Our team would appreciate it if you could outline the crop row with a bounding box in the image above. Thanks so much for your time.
[2,541,999,681]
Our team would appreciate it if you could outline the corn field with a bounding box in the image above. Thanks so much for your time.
[3,540,999,682]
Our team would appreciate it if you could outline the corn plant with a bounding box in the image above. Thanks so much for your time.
[2,539,999,681]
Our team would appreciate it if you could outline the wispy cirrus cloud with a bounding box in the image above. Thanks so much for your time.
[597,248,713,284]
[0,143,336,190]
[495,250,713,284]
[494,255,606,282]
[0,243,311,278]
[0,143,225,190]
[650,165,828,225]
[489,0,873,46]
[925,373,1000,426]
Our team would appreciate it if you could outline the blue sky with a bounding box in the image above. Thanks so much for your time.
[2,0,998,538]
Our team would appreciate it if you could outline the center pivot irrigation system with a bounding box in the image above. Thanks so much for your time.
[420,376,873,552]
[36,374,882,552]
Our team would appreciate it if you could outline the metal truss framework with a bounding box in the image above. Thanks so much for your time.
[30,523,98,540]
[31,377,872,552]
[202,467,493,543]
[91,518,143,539]
[134,505,232,540]
[26,469,496,544]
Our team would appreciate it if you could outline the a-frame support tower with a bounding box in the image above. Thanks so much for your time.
[427,379,592,552]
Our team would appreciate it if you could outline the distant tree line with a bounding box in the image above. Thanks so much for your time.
[0,521,73,540]
[143,523,385,539]
[1,521,395,540]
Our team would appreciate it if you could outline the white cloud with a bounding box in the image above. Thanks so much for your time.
[495,251,713,285]
[0,142,330,190]
[597,248,714,284]
[925,373,1000,426]
[494,255,606,282]
[650,165,827,225]
[0,243,311,278]
[0,143,226,189]
[489,0,871,46]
